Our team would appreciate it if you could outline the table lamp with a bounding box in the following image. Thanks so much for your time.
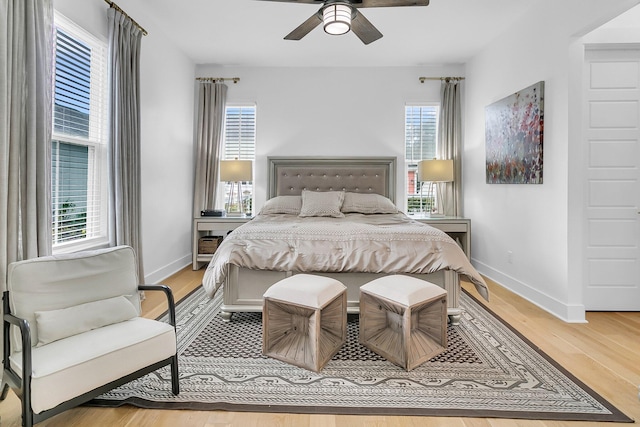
[220,159,253,217]
[418,159,454,217]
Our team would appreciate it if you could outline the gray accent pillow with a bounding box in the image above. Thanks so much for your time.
[341,192,398,214]
[299,190,345,218]
[260,195,302,215]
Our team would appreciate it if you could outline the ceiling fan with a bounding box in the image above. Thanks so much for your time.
[258,0,430,45]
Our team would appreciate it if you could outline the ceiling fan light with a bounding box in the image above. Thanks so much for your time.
[323,4,352,35]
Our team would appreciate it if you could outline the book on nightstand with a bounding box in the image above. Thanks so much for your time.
[201,209,225,217]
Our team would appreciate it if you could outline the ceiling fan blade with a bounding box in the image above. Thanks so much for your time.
[256,0,323,4]
[351,11,383,45]
[284,12,322,40]
[354,0,429,7]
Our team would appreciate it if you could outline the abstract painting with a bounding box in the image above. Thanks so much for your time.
[485,81,544,184]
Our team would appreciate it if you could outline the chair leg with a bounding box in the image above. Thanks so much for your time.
[0,381,11,425]
[170,355,179,395]
[0,381,9,400]
[22,398,33,427]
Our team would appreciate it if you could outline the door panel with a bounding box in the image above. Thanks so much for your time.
[583,47,640,310]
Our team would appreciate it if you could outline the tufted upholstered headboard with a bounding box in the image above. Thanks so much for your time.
[268,157,397,203]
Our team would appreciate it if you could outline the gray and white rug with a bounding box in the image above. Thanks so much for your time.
[90,286,632,422]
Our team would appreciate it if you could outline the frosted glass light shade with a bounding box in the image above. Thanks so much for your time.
[323,4,352,35]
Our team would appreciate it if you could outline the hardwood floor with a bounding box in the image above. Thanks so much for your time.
[1,268,638,426]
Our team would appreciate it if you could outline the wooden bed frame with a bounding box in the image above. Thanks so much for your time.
[219,156,463,324]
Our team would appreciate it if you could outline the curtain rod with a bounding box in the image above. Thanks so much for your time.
[196,77,240,84]
[419,76,465,83]
[104,0,148,36]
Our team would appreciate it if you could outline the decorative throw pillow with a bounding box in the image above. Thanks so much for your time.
[35,295,138,346]
[299,190,345,218]
[341,192,398,214]
[260,195,302,215]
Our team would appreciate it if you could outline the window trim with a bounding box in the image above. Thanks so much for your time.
[404,103,440,214]
[220,103,256,214]
[51,12,109,254]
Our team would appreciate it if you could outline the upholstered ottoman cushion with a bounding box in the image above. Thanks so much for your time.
[359,275,447,371]
[263,274,347,372]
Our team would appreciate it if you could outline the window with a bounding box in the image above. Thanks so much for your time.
[405,105,439,214]
[222,105,256,214]
[51,13,108,251]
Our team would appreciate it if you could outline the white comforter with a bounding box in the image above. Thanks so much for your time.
[202,212,489,300]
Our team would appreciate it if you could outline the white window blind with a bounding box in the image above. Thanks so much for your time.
[405,105,439,213]
[223,106,256,160]
[52,13,108,250]
[405,105,438,163]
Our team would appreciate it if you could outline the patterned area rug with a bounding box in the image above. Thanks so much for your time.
[90,286,632,422]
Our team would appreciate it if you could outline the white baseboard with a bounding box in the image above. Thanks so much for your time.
[472,259,586,323]
[144,253,192,285]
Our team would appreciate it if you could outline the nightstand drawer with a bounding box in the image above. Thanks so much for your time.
[428,223,467,233]
[197,221,241,232]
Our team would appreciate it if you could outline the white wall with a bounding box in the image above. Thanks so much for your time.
[464,0,639,321]
[54,0,196,283]
[195,65,464,211]
[583,3,640,44]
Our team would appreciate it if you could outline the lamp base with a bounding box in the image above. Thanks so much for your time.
[225,212,246,218]
[424,212,445,218]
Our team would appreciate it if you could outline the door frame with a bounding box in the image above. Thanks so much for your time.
[578,43,640,311]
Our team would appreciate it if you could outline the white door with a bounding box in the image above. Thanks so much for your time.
[583,46,640,310]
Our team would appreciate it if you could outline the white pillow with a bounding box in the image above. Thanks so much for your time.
[35,296,138,346]
[299,190,345,218]
[260,195,302,215]
[341,192,398,214]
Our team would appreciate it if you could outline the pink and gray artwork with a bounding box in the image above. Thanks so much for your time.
[485,81,544,184]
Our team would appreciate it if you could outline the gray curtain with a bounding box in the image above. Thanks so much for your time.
[0,0,53,388]
[107,7,144,279]
[437,79,463,216]
[193,82,228,215]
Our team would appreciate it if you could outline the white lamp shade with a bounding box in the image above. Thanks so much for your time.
[323,4,352,35]
[220,160,253,182]
[418,159,454,182]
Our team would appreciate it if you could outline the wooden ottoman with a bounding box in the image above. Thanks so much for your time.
[359,275,447,371]
[262,274,347,372]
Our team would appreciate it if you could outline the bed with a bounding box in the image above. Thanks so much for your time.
[202,157,488,325]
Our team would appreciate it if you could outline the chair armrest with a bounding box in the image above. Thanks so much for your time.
[3,292,33,398]
[138,285,176,327]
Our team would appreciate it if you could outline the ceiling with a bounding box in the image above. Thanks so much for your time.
[135,0,536,67]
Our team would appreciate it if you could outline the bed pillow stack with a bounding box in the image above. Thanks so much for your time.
[260,191,398,217]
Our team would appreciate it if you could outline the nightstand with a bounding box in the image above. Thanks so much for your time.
[408,215,471,260]
[192,216,252,270]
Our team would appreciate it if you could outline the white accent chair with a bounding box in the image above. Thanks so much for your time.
[2,246,179,427]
